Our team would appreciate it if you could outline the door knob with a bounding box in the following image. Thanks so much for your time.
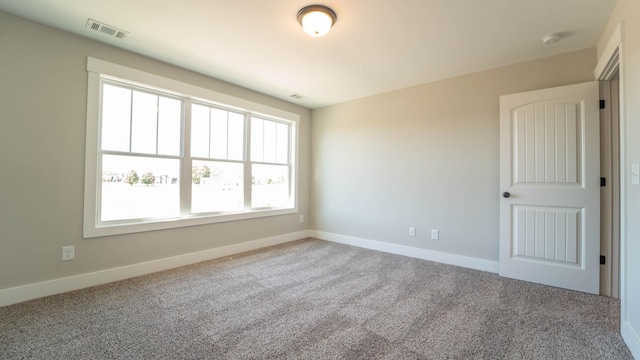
[502,192,510,198]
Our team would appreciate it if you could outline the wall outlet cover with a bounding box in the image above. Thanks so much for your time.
[62,246,75,261]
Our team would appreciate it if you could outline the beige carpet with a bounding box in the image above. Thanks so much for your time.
[0,238,633,359]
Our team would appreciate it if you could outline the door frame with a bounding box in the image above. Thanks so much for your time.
[599,75,620,298]
[594,21,628,338]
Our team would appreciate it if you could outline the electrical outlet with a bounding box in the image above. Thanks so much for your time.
[62,246,75,261]
[299,215,304,223]
[409,226,416,237]
[431,229,439,240]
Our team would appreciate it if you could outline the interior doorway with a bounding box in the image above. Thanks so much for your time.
[600,71,621,298]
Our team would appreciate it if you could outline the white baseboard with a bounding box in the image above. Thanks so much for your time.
[1,230,500,307]
[0,230,312,307]
[623,320,640,359]
[310,230,499,274]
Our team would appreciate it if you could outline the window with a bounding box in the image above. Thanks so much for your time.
[84,58,298,238]
[100,83,182,222]
[250,117,291,209]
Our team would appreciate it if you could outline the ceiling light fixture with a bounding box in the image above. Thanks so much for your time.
[541,33,561,45]
[297,5,337,37]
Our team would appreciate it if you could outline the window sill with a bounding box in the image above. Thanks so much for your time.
[84,207,297,238]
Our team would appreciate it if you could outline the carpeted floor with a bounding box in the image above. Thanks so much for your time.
[0,238,633,359]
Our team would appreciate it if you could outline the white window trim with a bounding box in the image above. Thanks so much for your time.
[84,57,299,238]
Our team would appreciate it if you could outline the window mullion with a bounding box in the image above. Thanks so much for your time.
[288,124,293,200]
[128,90,134,152]
[262,118,266,163]
[276,123,281,164]
[181,99,192,215]
[101,150,180,160]
[225,112,230,160]
[155,96,160,154]
[244,114,252,210]
[207,107,212,159]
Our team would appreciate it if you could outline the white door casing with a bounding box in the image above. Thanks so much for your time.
[499,81,600,294]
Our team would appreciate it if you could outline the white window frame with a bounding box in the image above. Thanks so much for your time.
[84,58,299,238]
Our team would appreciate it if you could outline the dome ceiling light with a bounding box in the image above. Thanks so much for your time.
[541,33,561,45]
[297,5,337,37]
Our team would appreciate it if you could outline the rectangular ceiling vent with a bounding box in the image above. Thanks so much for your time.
[85,19,128,39]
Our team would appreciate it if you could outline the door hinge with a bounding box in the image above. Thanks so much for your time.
[601,177,606,187]
[600,255,606,265]
[600,99,606,109]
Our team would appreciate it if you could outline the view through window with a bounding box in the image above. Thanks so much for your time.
[85,60,298,238]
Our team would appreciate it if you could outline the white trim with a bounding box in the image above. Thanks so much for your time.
[83,70,101,236]
[617,38,634,360]
[0,230,312,307]
[616,40,629,351]
[595,22,624,80]
[87,57,299,122]
[84,57,301,238]
[623,321,640,358]
[594,21,633,357]
[311,230,499,273]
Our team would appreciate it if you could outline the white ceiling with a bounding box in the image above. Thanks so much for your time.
[0,0,616,108]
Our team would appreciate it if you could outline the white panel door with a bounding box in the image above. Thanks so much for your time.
[499,81,600,294]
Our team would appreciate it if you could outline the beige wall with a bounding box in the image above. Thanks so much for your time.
[0,11,311,290]
[597,0,640,356]
[311,48,596,262]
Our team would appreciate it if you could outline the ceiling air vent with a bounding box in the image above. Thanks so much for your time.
[85,19,128,39]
